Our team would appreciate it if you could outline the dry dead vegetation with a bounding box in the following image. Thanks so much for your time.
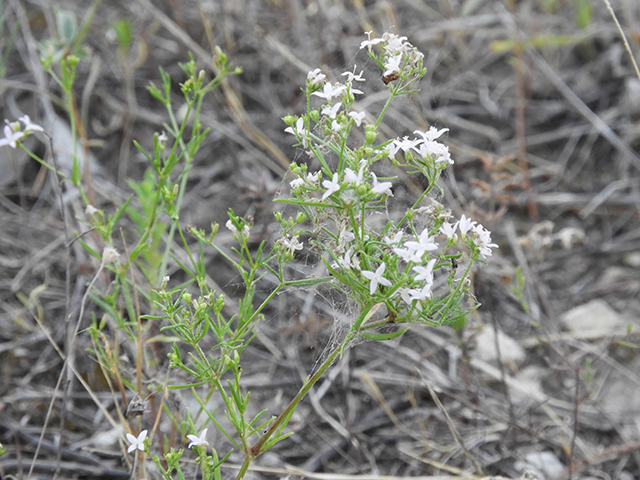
[1,0,640,479]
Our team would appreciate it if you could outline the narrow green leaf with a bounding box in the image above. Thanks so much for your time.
[360,326,409,341]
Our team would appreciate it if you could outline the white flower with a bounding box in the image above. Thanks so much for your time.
[19,115,44,133]
[417,141,452,165]
[330,119,343,132]
[383,34,408,55]
[322,103,342,119]
[187,428,209,449]
[440,222,458,239]
[284,117,305,137]
[0,124,25,149]
[312,82,346,101]
[404,229,438,262]
[413,258,436,284]
[362,263,392,295]
[126,430,147,453]
[384,231,404,245]
[307,68,326,86]
[383,54,402,76]
[371,172,393,195]
[338,247,360,270]
[396,136,422,153]
[306,172,319,184]
[458,215,476,235]
[414,127,448,143]
[282,235,304,254]
[338,226,355,250]
[322,173,341,200]
[290,177,304,189]
[342,66,365,83]
[345,161,366,185]
[348,111,365,126]
[226,219,250,239]
[360,31,383,52]
[472,224,498,259]
[393,247,413,262]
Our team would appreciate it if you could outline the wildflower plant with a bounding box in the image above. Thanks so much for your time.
[2,26,498,480]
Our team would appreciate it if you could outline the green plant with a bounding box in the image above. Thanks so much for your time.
[1,30,497,480]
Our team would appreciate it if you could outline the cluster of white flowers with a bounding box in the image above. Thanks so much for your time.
[0,115,44,149]
[388,127,453,165]
[279,31,499,322]
[360,31,424,78]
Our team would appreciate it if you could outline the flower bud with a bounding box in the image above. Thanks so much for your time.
[182,292,192,304]
[295,212,307,224]
[365,124,377,144]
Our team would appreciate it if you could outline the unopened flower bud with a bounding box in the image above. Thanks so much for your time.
[365,124,377,144]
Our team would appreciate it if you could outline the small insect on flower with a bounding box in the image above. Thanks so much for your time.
[382,72,400,85]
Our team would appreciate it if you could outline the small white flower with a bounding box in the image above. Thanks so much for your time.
[393,247,413,263]
[472,224,498,259]
[345,161,366,186]
[306,172,319,184]
[0,124,25,149]
[338,227,355,250]
[404,229,438,262]
[187,428,209,449]
[330,119,343,132]
[312,82,346,101]
[348,111,365,126]
[342,66,366,83]
[338,247,360,270]
[284,117,305,137]
[414,127,448,143]
[290,177,305,189]
[360,31,383,52]
[417,141,452,165]
[126,430,147,453]
[19,115,44,133]
[307,68,326,86]
[322,103,342,119]
[384,231,404,245]
[440,222,458,239]
[362,263,392,295]
[282,235,304,254]
[322,173,341,200]
[458,215,476,235]
[225,219,238,234]
[383,54,402,76]
[413,258,436,283]
[396,136,422,153]
[371,172,393,195]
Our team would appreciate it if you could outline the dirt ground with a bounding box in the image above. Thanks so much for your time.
[1,1,640,479]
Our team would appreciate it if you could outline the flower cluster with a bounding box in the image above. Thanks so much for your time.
[388,127,453,165]
[360,31,424,81]
[0,116,44,149]
[278,31,498,327]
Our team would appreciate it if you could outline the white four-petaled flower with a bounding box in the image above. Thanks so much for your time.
[362,263,392,295]
[404,229,438,262]
[187,428,209,449]
[312,82,346,101]
[371,173,392,195]
[0,124,24,149]
[322,173,341,200]
[126,430,147,453]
